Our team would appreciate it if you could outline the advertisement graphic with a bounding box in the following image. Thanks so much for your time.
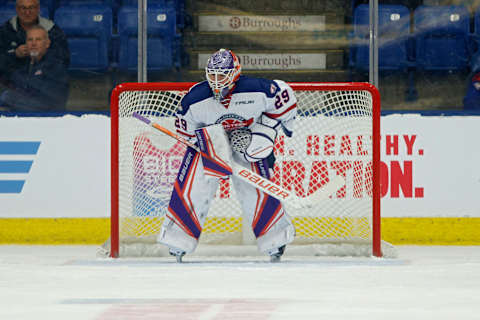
[0,114,479,219]
[132,133,185,217]
[0,141,40,194]
[198,15,326,32]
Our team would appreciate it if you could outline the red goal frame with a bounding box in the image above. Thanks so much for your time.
[110,82,382,258]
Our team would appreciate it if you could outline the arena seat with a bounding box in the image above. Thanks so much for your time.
[350,4,412,72]
[116,3,177,71]
[56,0,115,11]
[54,3,112,71]
[118,0,185,30]
[40,0,56,18]
[472,7,480,58]
[414,5,471,71]
[0,3,16,24]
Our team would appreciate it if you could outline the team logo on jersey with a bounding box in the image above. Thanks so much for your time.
[215,114,254,132]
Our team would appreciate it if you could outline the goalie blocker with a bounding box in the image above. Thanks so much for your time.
[158,123,295,261]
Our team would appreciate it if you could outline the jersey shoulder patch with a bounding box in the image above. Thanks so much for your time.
[178,81,213,115]
[234,76,280,98]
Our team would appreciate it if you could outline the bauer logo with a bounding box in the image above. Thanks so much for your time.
[0,141,41,194]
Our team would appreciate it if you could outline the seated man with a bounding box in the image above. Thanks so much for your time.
[0,0,70,82]
[0,25,69,111]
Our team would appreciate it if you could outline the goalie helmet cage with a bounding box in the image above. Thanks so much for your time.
[110,82,383,258]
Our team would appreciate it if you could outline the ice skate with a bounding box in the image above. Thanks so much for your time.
[169,248,186,263]
[269,245,286,263]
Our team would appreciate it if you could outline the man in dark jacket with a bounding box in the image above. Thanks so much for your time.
[0,0,70,82]
[0,25,69,111]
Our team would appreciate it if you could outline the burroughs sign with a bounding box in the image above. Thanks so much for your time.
[198,15,326,32]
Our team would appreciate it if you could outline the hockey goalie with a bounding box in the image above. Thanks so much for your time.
[159,48,298,262]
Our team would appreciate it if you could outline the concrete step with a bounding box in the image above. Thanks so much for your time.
[176,69,352,83]
[109,68,352,84]
[188,0,350,16]
[65,70,466,112]
[66,74,112,111]
[184,30,349,51]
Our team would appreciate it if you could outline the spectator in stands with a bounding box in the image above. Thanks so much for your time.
[0,0,70,83]
[0,25,69,111]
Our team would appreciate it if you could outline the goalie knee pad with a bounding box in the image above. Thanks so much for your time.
[195,124,234,178]
[257,213,295,254]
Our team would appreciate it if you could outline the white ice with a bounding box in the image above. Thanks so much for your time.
[1,245,479,320]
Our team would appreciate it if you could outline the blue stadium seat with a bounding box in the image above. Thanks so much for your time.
[0,3,16,24]
[55,1,115,20]
[350,4,412,72]
[54,3,112,71]
[165,0,186,29]
[0,2,49,24]
[472,7,480,52]
[475,7,480,35]
[414,5,470,71]
[118,0,184,29]
[56,0,114,9]
[117,3,177,71]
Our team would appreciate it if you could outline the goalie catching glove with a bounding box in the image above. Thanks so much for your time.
[229,120,278,163]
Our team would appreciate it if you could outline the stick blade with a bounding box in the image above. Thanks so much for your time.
[132,112,151,125]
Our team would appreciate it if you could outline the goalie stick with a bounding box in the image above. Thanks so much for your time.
[132,112,344,209]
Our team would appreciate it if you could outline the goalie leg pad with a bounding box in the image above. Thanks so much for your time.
[257,213,296,255]
[231,159,295,251]
[160,146,220,253]
[158,216,199,254]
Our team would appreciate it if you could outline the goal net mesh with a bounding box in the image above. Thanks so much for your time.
[108,83,393,258]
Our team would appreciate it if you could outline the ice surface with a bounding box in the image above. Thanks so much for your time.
[0,245,479,319]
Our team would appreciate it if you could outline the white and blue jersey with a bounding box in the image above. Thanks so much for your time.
[174,76,297,139]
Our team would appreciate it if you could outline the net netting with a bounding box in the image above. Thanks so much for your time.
[107,83,394,258]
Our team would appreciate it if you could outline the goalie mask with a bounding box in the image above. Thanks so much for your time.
[205,49,241,101]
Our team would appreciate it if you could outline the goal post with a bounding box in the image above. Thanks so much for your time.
[109,82,386,258]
